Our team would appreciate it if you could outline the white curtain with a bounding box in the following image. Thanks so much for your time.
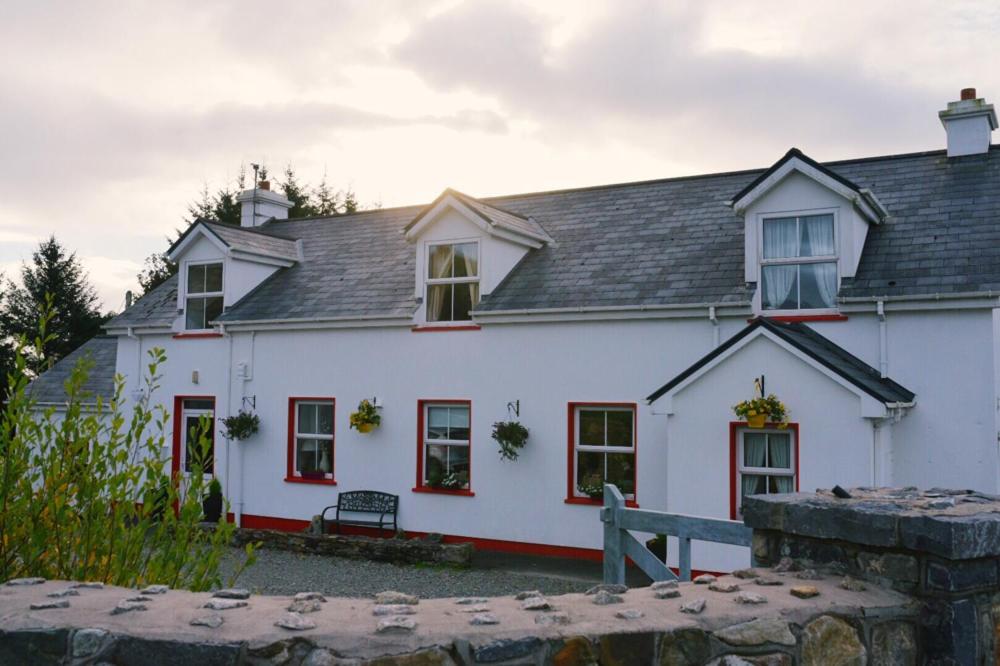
[800,215,835,256]
[769,435,794,493]
[426,246,453,320]
[763,265,796,309]
[742,435,767,500]
[460,245,478,308]
[763,217,798,259]
[811,262,838,309]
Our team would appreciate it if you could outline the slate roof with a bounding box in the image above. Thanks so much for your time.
[646,317,916,405]
[170,220,300,262]
[412,189,552,242]
[105,274,178,330]
[109,145,1000,327]
[28,336,119,405]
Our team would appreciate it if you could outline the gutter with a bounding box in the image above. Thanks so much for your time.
[840,291,1000,304]
[472,301,753,318]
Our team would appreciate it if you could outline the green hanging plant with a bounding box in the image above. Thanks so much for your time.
[221,410,260,441]
[492,420,529,461]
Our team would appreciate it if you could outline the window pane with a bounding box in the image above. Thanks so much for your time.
[798,262,837,309]
[452,282,477,321]
[429,245,453,279]
[316,403,333,435]
[187,264,206,294]
[448,406,470,441]
[425,444,447,483]
[185,415,214,474]
[297,403,318,434]
[761,265,798,310]
[741,474,766,501]
[204,263,223,292]
[762,217,798,259]
[204,296,224,325]
[578,410,605,446]
[297,437,332,474]
[771,475,794,493]
[184,399,214,410]
[446,445,470,477]
[185,297,206,329]
[427,407,449,439]
[743,433,768,467]
[605,410,633,447]
[576,451,603,488]
[426,284,452,322]
[799,215,835,257]
[452,243,478,278]
[606,452,635,494]
[767,434,792,470]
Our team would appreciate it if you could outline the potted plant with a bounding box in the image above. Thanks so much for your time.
[202,478,223,523]
[221,410,260,441]
[733,394,789,428]
[350,399,381,433]
[492,420,529,461]
[577,474,605,500]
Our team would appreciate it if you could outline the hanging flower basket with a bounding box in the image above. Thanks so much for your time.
[733,394,789,428]
[350,399,381,433]
[220,410,260,441]
[492,420,529,461]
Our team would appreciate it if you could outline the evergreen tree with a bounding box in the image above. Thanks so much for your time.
[314,171,340,217]
[1,237,110,371]
[136,253,177,295]
[341,188,359,214]
[280,165,318,218]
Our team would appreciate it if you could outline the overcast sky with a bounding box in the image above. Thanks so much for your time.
[2,0,998,310]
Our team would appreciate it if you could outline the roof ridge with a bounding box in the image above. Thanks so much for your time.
[205,220,299,242]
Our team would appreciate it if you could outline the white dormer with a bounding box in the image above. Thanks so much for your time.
[167,217,300,332]
[729,149,887,315]
[403,189,552,327]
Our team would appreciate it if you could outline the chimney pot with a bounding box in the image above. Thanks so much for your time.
[961,88,977,101]
[259,180,270,191]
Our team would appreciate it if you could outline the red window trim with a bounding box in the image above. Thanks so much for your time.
[566,402,638,504]
[415,399,473,494]
[171,395,217,484]
[287,397,337,485]
[729,421,800,520]
[172,332,224,339]
[749,314,848,323]
[411,325,482,333]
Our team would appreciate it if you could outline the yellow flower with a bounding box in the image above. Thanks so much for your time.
[748,409,756,416]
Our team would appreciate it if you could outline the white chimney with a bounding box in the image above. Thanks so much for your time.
[939,88,997,157]
[237,179,294,227]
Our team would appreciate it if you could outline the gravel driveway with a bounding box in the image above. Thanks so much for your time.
[219,547,601,598]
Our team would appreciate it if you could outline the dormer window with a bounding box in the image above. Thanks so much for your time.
[761,213,837,310]
[426,241,479,322]
[185,262,224,330]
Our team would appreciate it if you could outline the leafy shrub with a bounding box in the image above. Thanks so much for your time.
[491,420,529,461]
[220,410,259,441]
[0,316,255,590]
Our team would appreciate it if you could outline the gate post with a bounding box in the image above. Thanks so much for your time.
[602,484,626,585]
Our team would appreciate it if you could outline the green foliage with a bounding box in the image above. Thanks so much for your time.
[491,420,529,461]
[136,253,177,296]
[349,399,380,431]
[0,314,255,590]
[220,410,259,441]
[733,393,789,424]
[1,237,111,374]
[207,478,223,498]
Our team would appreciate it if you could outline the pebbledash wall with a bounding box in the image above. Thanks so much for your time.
[112,301,1000,572]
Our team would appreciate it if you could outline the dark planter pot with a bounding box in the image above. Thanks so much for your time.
[646,537,667,563]
[202,494,223,523]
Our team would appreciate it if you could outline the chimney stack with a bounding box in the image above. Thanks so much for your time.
[237,180,292,227]
[939,88,997,157]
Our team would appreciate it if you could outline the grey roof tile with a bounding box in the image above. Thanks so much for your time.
[28,336,118,405]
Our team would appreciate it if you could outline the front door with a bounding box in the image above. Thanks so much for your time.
[173,397,216,483]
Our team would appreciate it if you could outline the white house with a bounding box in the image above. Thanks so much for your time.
[30,89,1000,572]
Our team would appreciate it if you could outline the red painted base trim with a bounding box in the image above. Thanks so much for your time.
[411,325,482,333]
[172,332,224,339]
[285,477,337,486]
[412,487,476,497]
[241,513,312,531]
[564,497,639,508]
[751,314,848,323]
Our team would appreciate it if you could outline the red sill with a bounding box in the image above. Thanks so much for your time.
[411,486,476,497]
[565,497,639,508]
[751,314,848,323]
[172,332,224,339]
[284,476,337,486]
[411,325,482,333]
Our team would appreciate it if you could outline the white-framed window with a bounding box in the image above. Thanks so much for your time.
[572,404,636,500]
[736,429,795,516]
[292,400,335,480]
[422,402,471,490]
[760,212,837,311]
[185,261,224,330]
[180,398,215,477]
[425,241,479,322]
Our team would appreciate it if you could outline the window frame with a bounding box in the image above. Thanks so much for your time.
[413,399,474,496]
[171,395,216,482]
[183,259,225,331]
[729,421,800,519]
[757,208,839,315]
[423,239,481,325]
[286,397,336,485]
[566,402,638,506]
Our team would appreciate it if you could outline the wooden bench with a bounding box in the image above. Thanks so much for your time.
[321,490,399,537]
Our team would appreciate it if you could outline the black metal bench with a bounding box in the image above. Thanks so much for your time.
[321,490,399,536]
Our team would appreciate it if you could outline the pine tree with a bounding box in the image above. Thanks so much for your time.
[137,253,177,295]
[1,237,110,370]
[341,188,359,214]
[280,165,318,218]
[314,171,340,217]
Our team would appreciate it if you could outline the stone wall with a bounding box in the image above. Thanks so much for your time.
[228,526,474,568]
[745,487,1000,665]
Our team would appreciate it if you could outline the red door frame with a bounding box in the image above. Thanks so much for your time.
[729,421,800,519]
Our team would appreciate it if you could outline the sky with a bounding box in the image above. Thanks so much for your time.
[1,0,998,311]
